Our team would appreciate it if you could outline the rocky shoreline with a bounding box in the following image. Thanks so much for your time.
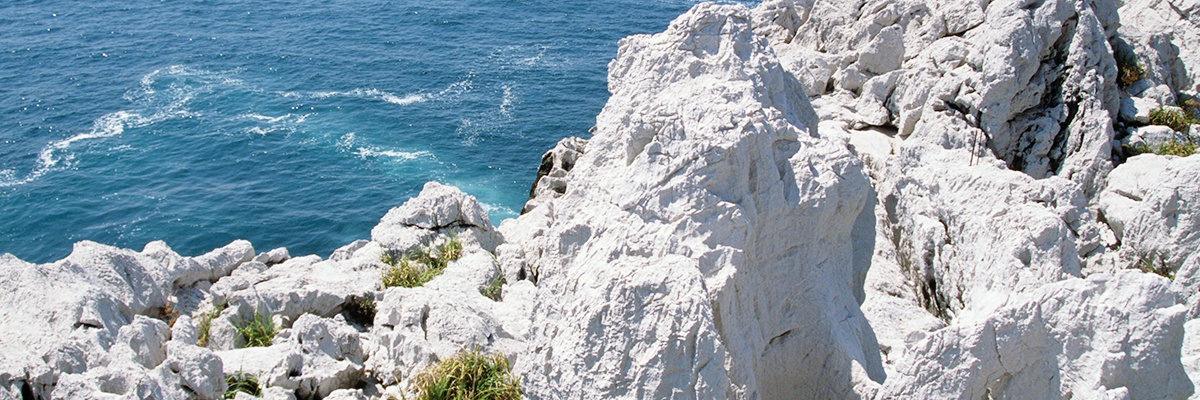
[4,0,1200,398]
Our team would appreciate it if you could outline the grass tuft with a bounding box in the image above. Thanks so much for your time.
[222,372,261,399]
[344,294,377,326]
[235,311,277,348]
[196,304,225,348]
[381,232,464,289]
[1116,49,1145,89]
[480,274,506,301]
[411,349,522,400]
[1128,140,1198,157]
[1149,106,1199,132]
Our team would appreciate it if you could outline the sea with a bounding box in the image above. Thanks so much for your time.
[0,0,758,264]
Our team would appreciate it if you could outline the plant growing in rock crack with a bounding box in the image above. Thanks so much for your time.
[1149,106,1200,132]
[155,301,180,327]
[410,349,521,400]
[480,274,506,301]
[381,232,464,289]
[222,372,261,399]
[1115,48,1145,89]
[344,294,376,326]
[1137,256,1174,281]
[196,304,225,348]
[235,311,277,348]
[1128,141,1198,157]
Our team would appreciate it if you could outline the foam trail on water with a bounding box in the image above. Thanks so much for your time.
[354,147,433,161]
[1,111,139,187]
[282,88,427,105]
[239,113,310,135]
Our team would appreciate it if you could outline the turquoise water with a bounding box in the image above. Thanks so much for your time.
[0,0,755,263]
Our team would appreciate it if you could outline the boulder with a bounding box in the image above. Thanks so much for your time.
[371,182,502,253]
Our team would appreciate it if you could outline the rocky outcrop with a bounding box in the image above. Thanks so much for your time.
[522,136,587,214]
[497,4,882,398]
[0,241,247,399]
[4,0,1200,399]
[747,0,1200,397]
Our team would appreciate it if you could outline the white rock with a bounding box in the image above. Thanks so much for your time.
[371,182,501,252]
[1121,95,1165,123]
[1123,125,1187,150]
[216,314,364,400]
[108,315,170,370]
[1118,0,1200,92]
[877,272,1191,399]
[253,247,290,265]
[501,4,881,398]
[522,137,587,214]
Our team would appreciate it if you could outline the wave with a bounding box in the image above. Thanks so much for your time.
[480,202,517,217]
[1,65,230,188]
[239,113,310,135]
[354,147,433,161]
[279,79,473,106]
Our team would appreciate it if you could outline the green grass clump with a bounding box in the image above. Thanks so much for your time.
[381,233,463,289]
[1116,49,1145,89]
[344,294,377,326]
[196,304,225,348]
[235,311,277,348]
[1128,140,1198,157]
[480,274,506,302]
[222,372,261,399]
[1149,106,1199,132]
[411,350,521,400]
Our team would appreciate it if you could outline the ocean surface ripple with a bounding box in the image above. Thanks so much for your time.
[0,0,754,263]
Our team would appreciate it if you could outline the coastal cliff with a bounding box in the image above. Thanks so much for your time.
[3,0,1200,399]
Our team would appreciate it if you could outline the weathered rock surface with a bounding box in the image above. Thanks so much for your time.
[0,240,246,399]
[522,136,588,214]
[878,271,1190,399]
[499,4,881,398]
[6,0,1200,399]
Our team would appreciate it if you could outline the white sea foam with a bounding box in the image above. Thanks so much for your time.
[337,132,357,151]
[480,202,517,217]
[354,147,432,161]
[240,113,309,135]
[277,78,472,106]
[283,88,426,105]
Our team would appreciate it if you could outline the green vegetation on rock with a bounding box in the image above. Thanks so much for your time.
[381,232,463,289]
[235,311,277,348]
[411,349,522,400]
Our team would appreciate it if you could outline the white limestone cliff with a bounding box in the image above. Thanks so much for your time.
[3,0,1200,399]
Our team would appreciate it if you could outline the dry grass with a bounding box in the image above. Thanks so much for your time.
[411,349,521,400]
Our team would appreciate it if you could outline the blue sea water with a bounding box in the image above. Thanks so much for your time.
[0,0,757,263]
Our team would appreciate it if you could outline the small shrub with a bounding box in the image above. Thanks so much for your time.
[344,294,377,326]
[196,305,225,348]
[480,274,506,301]
[223,372,261,399]
[235,311,277,348]
[411,349,521,400]
[1115,49,1145,89]
[1149,106,1198,132]
[380,233,464,289]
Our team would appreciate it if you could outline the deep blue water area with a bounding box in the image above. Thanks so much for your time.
[1,0,756,263]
